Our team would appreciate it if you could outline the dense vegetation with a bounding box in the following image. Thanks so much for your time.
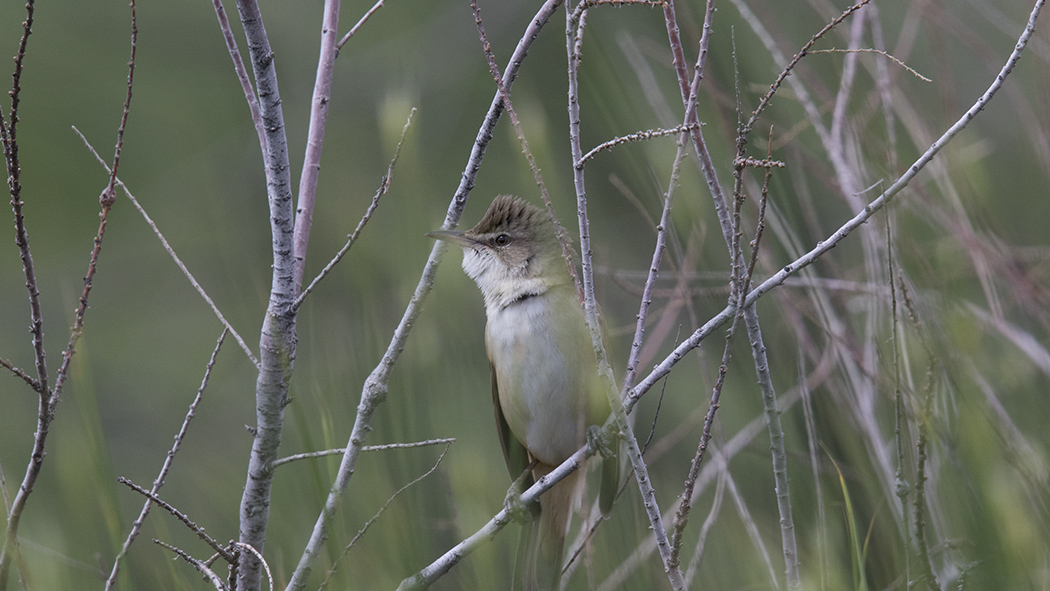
[1,1,1047,589]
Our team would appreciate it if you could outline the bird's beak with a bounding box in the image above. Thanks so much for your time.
[426,230,478,249]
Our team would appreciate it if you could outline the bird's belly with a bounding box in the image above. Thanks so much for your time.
[486,298,590,465]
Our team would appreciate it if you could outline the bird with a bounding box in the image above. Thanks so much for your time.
[428,195,618,591]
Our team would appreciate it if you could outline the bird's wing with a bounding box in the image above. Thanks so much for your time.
[491,362,533,485]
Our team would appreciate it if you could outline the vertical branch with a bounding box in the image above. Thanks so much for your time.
[285,3,565,589]
[211,0,267,155]
[231,1,298,590]
[1,2,136,588]
[566,2,685,588]
[663,0,805,585]
[912,362,939,591]
[1,0,45,395]
[292,0,341,289]
[0,5,40,586]
[888,221,912,583]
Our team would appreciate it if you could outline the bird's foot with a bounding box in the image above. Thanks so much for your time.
[587,424,617,459]
[503,481,537,525]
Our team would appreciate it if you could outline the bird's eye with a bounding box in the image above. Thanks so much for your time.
[494,233,511,246]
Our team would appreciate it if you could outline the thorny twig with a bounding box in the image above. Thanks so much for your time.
[566,0,688,587]
[740,0,872,140]
[1,3,137,587]
[119,477,236,563]
[153,540,229,591]
[576,123,700,169]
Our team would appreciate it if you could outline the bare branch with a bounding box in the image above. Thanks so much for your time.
[809,48,931,82]
[211,0,266,154]
[575,123,700,169]
[627,0,1046,415]
[270,437,455,469]
[1,4,137,586]
[740,0,872,140]
[1,0,47,400]
[292,0,342,289]
[99,0,137,207]
[0,357,41,393]
[225,3,302,588]
[294,107,416,312]
[566,0,711,584]
[105,330,229,590]
[119,477,236,564]
[154,540,229,591]
[337,0,387,50]
[73,127,261,369]
[319,442,452,589]
[397,441,592,590]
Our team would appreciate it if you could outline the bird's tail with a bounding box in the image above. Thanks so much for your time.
[517,466,581,591]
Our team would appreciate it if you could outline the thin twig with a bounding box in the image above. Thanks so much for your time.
[270,437,455,469]
[596,390,804,591]
[232,543,273,591]
[104,329,228,590]
[809,48,931,81]
[319,442,452,589]
[0,357,41,393]
[0,462,8,517]
[1,0,46,399]
[733,156,786,169]
[73,127,261,369]
[669,125,772,572]
[118,477,236,564]
[153,540,229,591]
[99,0,136,206]
[575,123,700,169]
[0,11,47,584]
[337,0,387,51]
[293,107,415,312]
[740,0,872,140]
[682,465,727,585]
[210,0,266,154]
[1,4,136,587]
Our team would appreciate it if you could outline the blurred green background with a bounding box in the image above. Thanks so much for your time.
[1,0,1048,589]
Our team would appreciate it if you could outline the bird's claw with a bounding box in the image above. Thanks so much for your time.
[503,482,537,525]
[587,424,616,459]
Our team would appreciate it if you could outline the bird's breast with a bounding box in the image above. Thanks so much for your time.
[485,291,596,465]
